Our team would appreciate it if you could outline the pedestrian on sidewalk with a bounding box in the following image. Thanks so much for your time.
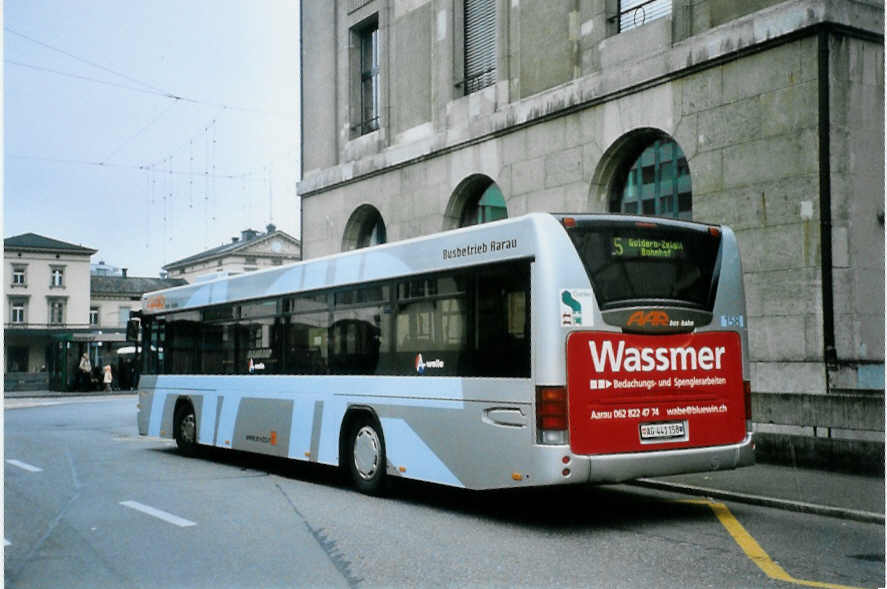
[103,364,113,392]
[78,353,92,391]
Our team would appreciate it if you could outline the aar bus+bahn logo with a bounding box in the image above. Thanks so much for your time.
[626,310,670,327]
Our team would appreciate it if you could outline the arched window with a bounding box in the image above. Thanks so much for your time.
[459,182,507,227]
[343,205,387,251]
[357,212,386,248]
[614,138,691,219]
[444,174,508,231]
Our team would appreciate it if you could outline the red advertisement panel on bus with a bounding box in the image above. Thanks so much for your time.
[567,331,745,455]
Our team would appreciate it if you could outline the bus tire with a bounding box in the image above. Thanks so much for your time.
[348,415,387,495]
[173,402,198,457]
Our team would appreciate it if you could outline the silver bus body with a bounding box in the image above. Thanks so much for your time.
[137,213,753,490]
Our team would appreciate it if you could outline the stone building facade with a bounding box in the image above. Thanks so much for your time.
[298,0,884,467]
[90,272,186,332]
[4,233,97,389]
[3,234,185,391]
[162,224,302,283]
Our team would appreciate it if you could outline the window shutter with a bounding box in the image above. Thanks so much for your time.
[464,0,496,95]
[618,0,671,33]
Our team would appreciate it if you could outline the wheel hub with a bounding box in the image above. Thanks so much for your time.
[353,426,380,480]
[180,413,196,444]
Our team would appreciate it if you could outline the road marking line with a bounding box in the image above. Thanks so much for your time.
[681,499,866,589]
[120,501,196,527]
[6,459,43,472]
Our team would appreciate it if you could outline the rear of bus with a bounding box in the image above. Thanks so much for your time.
[551,214,753,482]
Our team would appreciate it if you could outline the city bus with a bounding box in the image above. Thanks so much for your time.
[135,212,754,494]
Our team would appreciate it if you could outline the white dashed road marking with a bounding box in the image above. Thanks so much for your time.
[7,459,43,472]
[120,501,196,527]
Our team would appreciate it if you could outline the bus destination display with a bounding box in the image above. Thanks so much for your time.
[611,236,685,259]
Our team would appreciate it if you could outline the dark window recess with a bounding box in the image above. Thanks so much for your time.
[616,138,692,220]
[357,211,386,248]
[356,18,380,135]
[7,347,28,372]
[564,219,721,311]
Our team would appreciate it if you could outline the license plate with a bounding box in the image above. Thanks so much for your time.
[640,421,685,440]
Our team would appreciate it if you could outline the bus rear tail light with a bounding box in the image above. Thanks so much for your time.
[743,380,752,431]
[536,386,568,445]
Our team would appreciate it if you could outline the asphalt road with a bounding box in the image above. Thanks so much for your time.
[4,397,884,588]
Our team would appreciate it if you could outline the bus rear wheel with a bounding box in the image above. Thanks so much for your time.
[348,416,387,495]
[173,403,198,456]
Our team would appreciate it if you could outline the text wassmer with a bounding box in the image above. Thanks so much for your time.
[588,340,726,373]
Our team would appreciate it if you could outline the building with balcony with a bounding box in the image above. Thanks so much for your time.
[298,0,885,468]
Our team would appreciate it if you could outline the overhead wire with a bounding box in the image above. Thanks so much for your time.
[5,26,167,93]
[6,152,260,180]
[5,58,298,119]
[99,101,179,164]
[5,59,183,99]
[6,25,296,272]
[6,27,298,118]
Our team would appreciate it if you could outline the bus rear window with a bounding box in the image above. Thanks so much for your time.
[564,219,721,310]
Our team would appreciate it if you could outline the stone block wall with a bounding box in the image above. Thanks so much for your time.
[299,1,885,464]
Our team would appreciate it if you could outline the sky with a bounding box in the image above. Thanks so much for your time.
[4,0,302,277]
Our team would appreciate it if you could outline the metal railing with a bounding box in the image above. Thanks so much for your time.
[612,0,672,33]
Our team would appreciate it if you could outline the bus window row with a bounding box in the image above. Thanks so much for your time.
[144,259,531,378]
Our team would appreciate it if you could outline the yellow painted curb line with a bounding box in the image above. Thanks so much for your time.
[681,499,868,589]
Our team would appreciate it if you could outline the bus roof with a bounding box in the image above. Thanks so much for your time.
[142,213,551,315]
[141,212,722,315]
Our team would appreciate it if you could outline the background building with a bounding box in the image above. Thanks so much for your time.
[162,224,302,283]
[5,233,96,390]
[4,234,183,391]
[89,263,186,332]
[298,0,885,468]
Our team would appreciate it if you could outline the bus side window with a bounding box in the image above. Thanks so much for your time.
[202,322,236,374]
[147,319,165,375]
[475,262,530,378]
[329,285,390,375]
[395,274,467,376]
[284,312,330,374]
[166,317,200,374]
[237,317,279,375]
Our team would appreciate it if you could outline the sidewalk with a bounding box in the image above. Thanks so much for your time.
[5,390,884,523]
[631,462,885,524]
[4,388,136,399]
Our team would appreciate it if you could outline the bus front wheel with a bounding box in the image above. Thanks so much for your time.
[173,403,198,456]
[348,416,387,495]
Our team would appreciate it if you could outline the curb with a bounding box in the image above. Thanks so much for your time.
[628,478,885,525]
